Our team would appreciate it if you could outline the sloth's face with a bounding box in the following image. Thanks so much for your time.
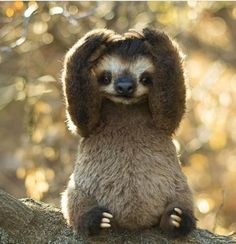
[93,55,155,104]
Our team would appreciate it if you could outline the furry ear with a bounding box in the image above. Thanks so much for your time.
[62,29,115,137]
[142,28,186,135]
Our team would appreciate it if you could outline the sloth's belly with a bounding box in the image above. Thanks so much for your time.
[93,166,176,229]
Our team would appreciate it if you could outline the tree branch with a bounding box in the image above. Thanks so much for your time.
[0,190,235,243]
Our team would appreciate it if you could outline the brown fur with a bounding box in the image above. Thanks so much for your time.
[62,29,115,136]
[61,28,195,235]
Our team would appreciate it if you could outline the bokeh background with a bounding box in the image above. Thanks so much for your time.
[0,1,236,237]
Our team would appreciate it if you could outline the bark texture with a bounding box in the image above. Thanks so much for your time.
[0,190,235,244]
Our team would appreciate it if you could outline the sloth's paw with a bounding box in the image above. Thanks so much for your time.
[160,205,196,238]
[77,207,113,235]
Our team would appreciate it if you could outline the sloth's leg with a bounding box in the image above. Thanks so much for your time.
[159,178,196,238]
[77,206,113,235]
[160,202,196,238]
[61,176,113,235]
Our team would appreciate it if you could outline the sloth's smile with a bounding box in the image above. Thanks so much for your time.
[115,94,133,99]
[103,93,147,105]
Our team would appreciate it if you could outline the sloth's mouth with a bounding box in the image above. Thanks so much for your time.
[103,93,148,105]
[115,94,133,99]
[114,93,147,100]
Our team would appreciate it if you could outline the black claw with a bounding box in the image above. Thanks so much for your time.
[77,206,110,235]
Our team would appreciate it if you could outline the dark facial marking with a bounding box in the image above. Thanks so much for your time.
[140,72,153,86]
[98,71,112,85]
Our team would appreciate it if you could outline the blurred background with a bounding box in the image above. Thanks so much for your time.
[0,1,236,237]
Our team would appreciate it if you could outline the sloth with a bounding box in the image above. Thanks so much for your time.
[61,28,196,238]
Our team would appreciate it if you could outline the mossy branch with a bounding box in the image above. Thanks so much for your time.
[0,190,235,244]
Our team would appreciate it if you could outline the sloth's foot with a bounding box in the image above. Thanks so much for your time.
[77,206,113,235]
[160,204,196,238]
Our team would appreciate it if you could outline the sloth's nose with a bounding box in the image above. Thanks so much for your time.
[115,77,135,96]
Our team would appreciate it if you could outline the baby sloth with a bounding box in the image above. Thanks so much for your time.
[61,28,196,238]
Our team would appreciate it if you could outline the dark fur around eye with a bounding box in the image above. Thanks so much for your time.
[98,71,112,85]
[140,72,153,85]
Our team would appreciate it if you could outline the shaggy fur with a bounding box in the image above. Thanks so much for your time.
[61,28,196,237]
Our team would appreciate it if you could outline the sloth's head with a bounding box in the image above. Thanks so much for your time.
[93,41,155,105]
[62,28,186,137]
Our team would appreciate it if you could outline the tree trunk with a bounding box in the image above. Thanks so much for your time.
[0,190,235,244]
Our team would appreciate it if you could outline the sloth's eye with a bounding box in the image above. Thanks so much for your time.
[140,72,153,85]
[98,71,112,85]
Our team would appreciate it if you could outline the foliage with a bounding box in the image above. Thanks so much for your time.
[0,1,236,237]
